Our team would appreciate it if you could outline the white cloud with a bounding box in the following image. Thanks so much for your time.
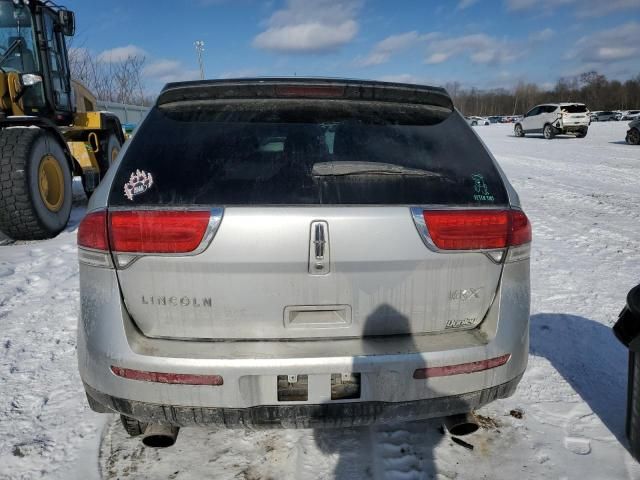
[218,68,263,79]
[97,45,147,63]
[143,59,200,84]
[252,0,361,53]
[593,46,637,61]
[567,22,640,64]
[377,73,422,84]
[529,28,555,42]
[357,31,438,67]
[377,74,445,87]
[457,0,479,10]
[505,0,639,17]
[426,52,450,64]
[424,34,520,65]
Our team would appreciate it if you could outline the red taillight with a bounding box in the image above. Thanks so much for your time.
[78,210,109,250]
[422,209,530,250]
[111,366,223,385]
[109,210,210,253]
[509,210,532,246]
[413,354,511,379]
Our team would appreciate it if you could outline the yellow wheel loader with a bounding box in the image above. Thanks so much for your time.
[0,0,125,240]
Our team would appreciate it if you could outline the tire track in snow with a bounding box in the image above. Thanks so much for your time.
[369,425,427,480]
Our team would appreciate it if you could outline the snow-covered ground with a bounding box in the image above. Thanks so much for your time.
[1,122,639,479]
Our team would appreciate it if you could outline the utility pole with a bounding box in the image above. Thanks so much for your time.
[194,40,205,80]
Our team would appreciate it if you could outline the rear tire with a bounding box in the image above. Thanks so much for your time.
[514,124,524,137]
[627,351,640,461]
[120,414,148,437]
[471,121,478,126]
[84,133,122,200]
[627,128,640,145]
[543,124,555,140]
[575,128,588,138]
[99,133,122,177]
[0,128,72,240]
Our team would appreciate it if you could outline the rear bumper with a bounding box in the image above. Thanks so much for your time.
[555,121,588,132]
[84,374,522,428]
[77,259,530,426]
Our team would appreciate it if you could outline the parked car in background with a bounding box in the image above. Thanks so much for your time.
[627,118,640,145]
[77,78,531,447]
[466,116,490,126]
[514,103,589,139]
[622,110,640,121]
[591,111,618,122]
[501,116,521,123]
[488,116,503,124]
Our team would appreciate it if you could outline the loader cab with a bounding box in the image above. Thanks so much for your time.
[0,0,74,124]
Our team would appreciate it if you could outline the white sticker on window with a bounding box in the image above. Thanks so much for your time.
[124,169,153,201]
[471,174,494,202]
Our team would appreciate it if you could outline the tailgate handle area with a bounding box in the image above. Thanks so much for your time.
[284,305,352,329]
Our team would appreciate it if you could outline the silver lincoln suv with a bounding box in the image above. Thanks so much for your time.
[77,78,531,447]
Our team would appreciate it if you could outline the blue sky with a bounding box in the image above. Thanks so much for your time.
[64,0,640,94]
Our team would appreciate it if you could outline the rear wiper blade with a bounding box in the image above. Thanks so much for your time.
[311,161,442,177]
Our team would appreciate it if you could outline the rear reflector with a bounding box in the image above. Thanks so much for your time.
[413,354,511,379]
[422,209,531,250]
[78,210,109,251]
[111,366,223,386]
[109,210,210,253]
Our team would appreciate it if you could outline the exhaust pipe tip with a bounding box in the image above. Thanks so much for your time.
[141,424,180,448]
[443,412,479,437]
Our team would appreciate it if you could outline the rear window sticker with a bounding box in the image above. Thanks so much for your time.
[471,174,494,202]
[124,169,154,201]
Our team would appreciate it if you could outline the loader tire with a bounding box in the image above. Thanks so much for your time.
[0,128,72,240]
[84,133,122,200]
[99,133,122,178]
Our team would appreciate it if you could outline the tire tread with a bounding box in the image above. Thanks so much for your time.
[0,128,68,239]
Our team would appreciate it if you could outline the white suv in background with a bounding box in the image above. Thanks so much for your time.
[514,103,589,139]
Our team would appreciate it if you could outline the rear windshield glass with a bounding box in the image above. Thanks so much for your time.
[561,104,587,113]
[109,99,507,206]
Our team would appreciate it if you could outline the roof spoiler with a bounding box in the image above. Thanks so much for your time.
[157,78,453,111]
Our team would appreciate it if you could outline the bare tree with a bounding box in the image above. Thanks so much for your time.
[450,71,640,116]
[68,47,149,105]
